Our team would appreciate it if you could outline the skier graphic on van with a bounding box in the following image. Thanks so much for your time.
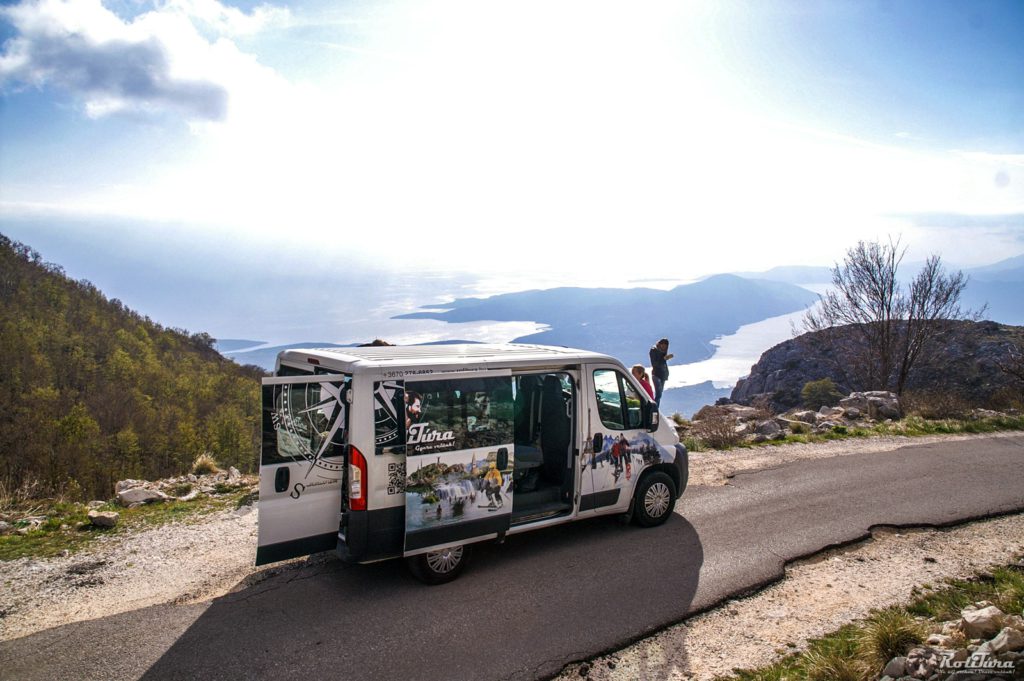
[483,461,504,510]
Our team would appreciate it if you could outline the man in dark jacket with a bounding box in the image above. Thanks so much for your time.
[649,338,674,408]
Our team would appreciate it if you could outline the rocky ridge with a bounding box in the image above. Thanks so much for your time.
[730,321,1024,413]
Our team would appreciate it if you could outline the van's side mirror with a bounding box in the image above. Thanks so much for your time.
[643,401,660,432]
[592,433,603,453]
[497,447,509,470]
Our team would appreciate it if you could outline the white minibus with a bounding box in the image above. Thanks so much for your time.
[257,344,687,583]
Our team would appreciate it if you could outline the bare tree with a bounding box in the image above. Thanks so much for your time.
[804,238,983,396]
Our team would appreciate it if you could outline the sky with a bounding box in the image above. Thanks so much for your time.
[1,0,1023,313]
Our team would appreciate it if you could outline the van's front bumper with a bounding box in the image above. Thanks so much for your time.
[674,443,689,496]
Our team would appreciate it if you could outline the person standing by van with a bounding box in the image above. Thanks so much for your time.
[649,338,674,408]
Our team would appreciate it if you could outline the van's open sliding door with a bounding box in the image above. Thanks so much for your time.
[403,371,515,555]
[257,374,350,565]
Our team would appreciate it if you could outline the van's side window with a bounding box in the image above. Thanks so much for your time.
[405,377,514,456]
[513,372,574,448]
[261,377,351,467]
[593,369,642,431]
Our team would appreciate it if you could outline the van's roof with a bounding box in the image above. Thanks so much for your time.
[277,343,618,374]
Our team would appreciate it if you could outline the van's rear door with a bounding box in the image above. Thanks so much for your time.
[256,374,351,565]
[402,371,516,556]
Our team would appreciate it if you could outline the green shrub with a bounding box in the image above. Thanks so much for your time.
[170,482,193,497]
[801,378,844,410]
[789,421,810,435]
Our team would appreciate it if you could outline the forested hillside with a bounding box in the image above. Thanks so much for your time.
[0,235,264,500]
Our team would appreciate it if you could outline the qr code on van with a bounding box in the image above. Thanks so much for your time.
[387,462,405,495]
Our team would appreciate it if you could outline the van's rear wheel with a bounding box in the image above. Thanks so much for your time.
[633,472,676,527]
[407,544,471,584]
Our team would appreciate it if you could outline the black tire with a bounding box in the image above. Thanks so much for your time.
[633,471,677,527]
[406,544,471,585]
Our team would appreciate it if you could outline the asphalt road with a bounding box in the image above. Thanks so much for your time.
[3,435,1023,681]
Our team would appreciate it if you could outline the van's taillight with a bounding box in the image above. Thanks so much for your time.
[348,445,367,511]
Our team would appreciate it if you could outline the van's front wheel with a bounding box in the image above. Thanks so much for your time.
[633,472,677,527]
[407,544,471,584]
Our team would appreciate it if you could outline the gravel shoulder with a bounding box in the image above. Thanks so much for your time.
[1,430,1022,653]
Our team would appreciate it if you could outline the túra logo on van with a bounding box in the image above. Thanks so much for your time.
[407,423,456,446]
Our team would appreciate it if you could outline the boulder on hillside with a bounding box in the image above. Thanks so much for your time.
[87,510,119,528]
[841,391,901,420]
[117,487,168,506]
[961,605,1005,639]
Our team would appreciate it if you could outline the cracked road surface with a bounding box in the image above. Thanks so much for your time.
[2,435,1022,681]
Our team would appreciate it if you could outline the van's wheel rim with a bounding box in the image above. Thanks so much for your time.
[644,482,671,518]
[425,546,463,574]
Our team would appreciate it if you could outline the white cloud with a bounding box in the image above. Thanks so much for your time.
[2,0,1022,280]
[0,0,289,120]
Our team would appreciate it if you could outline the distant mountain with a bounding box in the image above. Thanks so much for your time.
[395,274,819,368]
[732,265,833,285]
[966,253,1024,282]
[214,339,267,352]
[733,256,1024,325]
[962,254,1024,325]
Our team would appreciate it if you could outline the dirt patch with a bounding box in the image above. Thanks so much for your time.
[0,505,260,641]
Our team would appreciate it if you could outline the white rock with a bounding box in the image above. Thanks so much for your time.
[115,479,146,493]
[87,510,119,528]
[839,393,869,411]
[961,605,1005,639]
[117,487,168,506]
[790,410,817,424]
[989,627,1024,654]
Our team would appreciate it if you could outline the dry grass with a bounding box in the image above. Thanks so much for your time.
[855,609,925,668]
[191,453,220,476]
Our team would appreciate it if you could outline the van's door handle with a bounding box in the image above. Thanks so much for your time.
[275,467,290,493]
